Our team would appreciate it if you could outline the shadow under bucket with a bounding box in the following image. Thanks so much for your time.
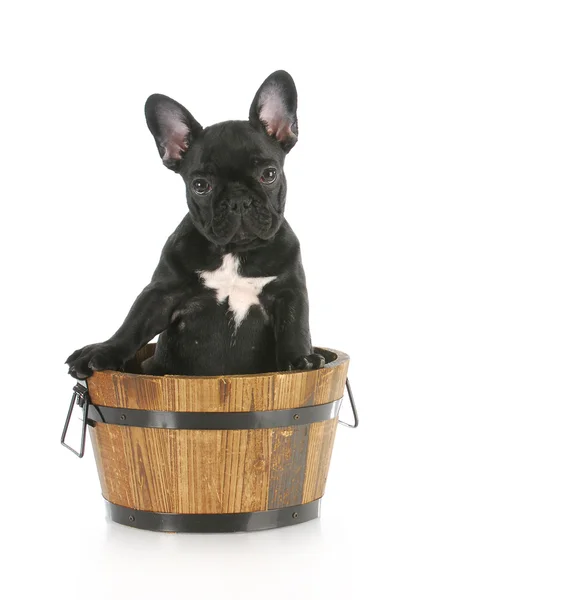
[62,343,356,533]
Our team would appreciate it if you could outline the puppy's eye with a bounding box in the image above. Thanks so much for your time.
[192,178,212,195]
[260,167,277,184]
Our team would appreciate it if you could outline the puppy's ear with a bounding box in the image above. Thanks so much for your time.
[249,70,298,152]
[145,94,203,172]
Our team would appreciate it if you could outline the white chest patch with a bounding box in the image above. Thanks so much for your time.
[198,254,277,327]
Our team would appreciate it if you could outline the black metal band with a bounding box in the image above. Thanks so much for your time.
[106,499,321,533]
[88,398,342,430]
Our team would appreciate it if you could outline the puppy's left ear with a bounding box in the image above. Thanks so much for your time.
[249,70,298,152]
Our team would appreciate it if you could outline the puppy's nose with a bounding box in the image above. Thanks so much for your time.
[229,197,252,212]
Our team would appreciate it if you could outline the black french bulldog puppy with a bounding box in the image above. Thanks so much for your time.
[66,71,324,378]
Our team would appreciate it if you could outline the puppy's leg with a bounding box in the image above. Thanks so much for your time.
[66,283,182,379]
[273,289,325,372]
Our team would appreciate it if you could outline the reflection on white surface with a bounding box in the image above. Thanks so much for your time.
[31,484,358,600]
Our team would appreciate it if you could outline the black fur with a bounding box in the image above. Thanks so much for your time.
[66,71,323,378]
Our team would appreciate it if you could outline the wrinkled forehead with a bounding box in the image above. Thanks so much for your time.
[187,121,283,175]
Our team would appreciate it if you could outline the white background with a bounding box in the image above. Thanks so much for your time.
[1,1,564,598]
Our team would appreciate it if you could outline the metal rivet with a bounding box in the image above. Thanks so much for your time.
[129,515,135,522]
[293,414,300,420]
[292,512,299,519]
[120,414,126,421]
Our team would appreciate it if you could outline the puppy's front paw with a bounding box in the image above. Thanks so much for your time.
[65,342,126,379]
[285,353,326,372]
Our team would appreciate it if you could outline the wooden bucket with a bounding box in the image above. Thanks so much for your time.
[63,344,351,533]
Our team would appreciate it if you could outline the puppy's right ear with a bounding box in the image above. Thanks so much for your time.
[145,94,203,172]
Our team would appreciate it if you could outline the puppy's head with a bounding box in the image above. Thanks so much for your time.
[145,71,298,248]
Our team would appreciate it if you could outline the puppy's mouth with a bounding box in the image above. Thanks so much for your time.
[231,228,255,242]
[209,201,277,246]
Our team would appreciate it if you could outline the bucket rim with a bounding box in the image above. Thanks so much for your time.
[89,345,349,382]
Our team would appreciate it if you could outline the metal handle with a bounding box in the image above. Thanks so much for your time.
[61,382,90,457]
[339,378,359,428]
